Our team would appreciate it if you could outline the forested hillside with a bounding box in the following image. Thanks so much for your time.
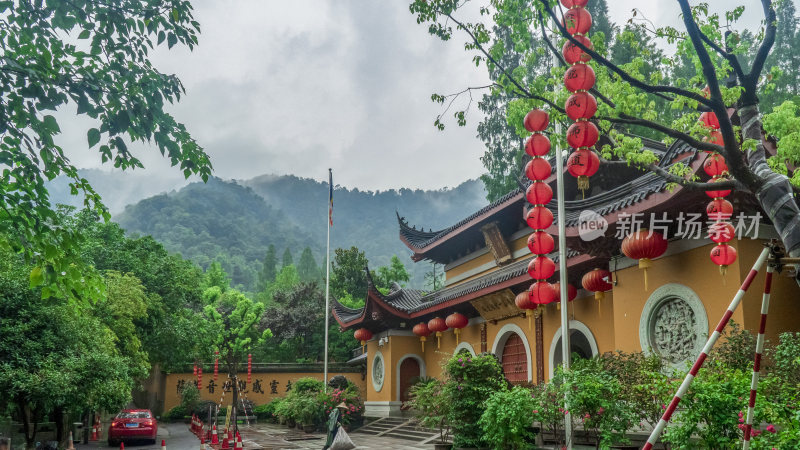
[108,175,486,290]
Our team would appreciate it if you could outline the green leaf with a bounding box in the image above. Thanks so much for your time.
[87,128,101,148]
[167,33,177,49]
[30,266,44,287]
[78,29,90,39]
[43,115,60,133]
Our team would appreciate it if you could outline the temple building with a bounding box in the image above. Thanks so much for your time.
[332,138,800,417]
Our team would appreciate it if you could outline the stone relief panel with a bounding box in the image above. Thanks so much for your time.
[372,351,385,392]
[640,284,709,368]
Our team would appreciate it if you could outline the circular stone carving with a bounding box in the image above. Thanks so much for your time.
[639,284,708,368]
[372,351,385,392]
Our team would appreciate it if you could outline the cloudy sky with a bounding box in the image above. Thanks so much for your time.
[58,0,788,192]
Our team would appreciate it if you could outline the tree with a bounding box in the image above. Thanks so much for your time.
[0,249,141,449]
[410,0,800,277]
[296,247,320,282]
[257,245,278,291]
[204,261,231,293]
[0,0,212,301]
[281,248,294,268]
[204,288,271,431]
[330,247,370,300]
[373,255,411,290]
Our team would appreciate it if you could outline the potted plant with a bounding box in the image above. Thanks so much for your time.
[406,377,452,450]
[295,396,319,433]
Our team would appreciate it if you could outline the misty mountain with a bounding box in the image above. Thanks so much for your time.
[50,171,488,290]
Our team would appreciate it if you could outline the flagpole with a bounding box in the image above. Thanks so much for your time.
[324,168,332,393]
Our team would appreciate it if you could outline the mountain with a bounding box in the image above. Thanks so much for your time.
[54,171,488,290]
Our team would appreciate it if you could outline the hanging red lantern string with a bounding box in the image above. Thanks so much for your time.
[515,291,538,331]
[562,0,600,196]
[214,351,219,382]
[198,366,202,390]
[247,354,252,384]
[698,104,737,274]
[620,229,669,291]
[445,312,469,345]
[520,108,558,315]
[412,322,432,352]
[428,317,449,349]
[354,328,373,351]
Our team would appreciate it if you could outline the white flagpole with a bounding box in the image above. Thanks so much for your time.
[324,168,332,392]
[555,121,572,449]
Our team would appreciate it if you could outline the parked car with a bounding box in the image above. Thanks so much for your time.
[108,409,158,446]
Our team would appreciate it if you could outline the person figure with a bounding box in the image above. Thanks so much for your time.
[322,402,348,450]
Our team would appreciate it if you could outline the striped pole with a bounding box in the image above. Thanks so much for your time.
[642,247,770,450]
[742,265,773,449]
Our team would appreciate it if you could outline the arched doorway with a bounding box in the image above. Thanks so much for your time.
[398,356,422,407]
[548,320,599,379]
[501,333,528,384]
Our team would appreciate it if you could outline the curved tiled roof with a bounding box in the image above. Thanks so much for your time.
[398,139,696,250]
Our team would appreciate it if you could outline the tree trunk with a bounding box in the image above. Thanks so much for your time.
[53,406,69,449]
[739,104,800,283]
[18,402,37,450]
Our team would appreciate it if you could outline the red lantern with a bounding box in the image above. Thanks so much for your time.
[567,148,600,192]
[354,328,373,347]
[581,268,613,300]
[197,366,202,390]
[528,256,556,280]
[621,229,669,290]
[560,0,588,7]
[428,317,448,349]
[526,182,553,205]
[566,120,599,149]
[445,312,469,344]
[705,130,724,147]
[705,176,732,199]
[515,291,537,330]
[554,282,578,302]
[527,231,555,255]
[703,153,728,177]
[562,35,593,64]
[526,205,554,230]
[413,322,432,352]
[525,133,551,157]
[565,92,598,121]
[525,157,552,181]
[214,351,219,382]
[529,281,557,305]
[707,198,733,220]
[564,63,596,92]
[563,7,592,35]
[709,222,735,243]
[524,109,549,132]
[699,111,720,129]
[247,353,252,384]
[193,364,197,377]
[710,243,737,275]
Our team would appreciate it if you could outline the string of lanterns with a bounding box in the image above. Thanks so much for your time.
[214,351,219,382]
[700,107,737,275]
[247,353,252,384]
[523,109,558,314]
[562,0,600,196]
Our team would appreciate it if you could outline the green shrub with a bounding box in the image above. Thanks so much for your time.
[180,383,200,412]
[164,405,187,422]
[318,386,364,426]
[444,351,507,448]
[291,377,324,394]
[253,399,282,421]
[406,378,450,443]
[479,385,537,449]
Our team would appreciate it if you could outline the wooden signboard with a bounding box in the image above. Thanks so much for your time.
[470,288,520,322]
[481,222,512,265]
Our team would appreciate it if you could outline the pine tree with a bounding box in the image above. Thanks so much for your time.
[297,247,319,282]
[257,245,277,292]
[282,248,293,268]
[204,261,231,293]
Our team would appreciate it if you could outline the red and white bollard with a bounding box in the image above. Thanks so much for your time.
[161,439,167,450]
[742,265,774,449]
[211,424,219,445]
[643,247,770,450]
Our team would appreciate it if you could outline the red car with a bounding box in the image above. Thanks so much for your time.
[108,409,158,446]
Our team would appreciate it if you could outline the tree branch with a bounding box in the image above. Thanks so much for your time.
[745,0,777,97]
[602,159,745,192]
[697,30,746,82]
[601,114,722,153]
[537,0,713,107]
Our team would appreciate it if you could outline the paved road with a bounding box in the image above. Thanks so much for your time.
[76,422,199,450]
